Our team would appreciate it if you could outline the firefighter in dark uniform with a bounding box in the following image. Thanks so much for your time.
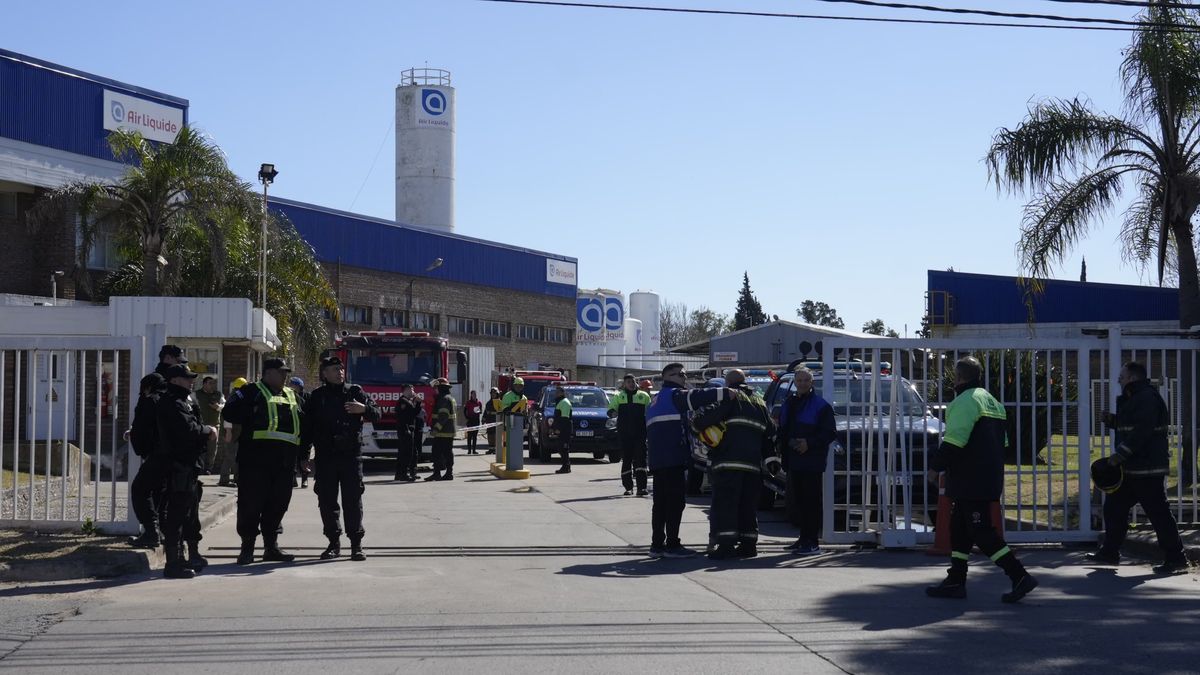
[926,356,1037,603]
[394,385,422,482]
[303,356,381,561]
[608,374,652,496]
[1089,361,1188,574]
[223,358,307,565]
[427,378,457,481]
[550,385,573,474]
[155,364,217,578]
[692,369,777,560]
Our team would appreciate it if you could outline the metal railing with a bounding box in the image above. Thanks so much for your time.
[401,68,451,87]
[0,337,145,534]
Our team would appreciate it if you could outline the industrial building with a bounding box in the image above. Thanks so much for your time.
[0,50,579,400]
[925,270,1181,338]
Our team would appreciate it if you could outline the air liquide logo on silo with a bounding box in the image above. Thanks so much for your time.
[577,297,604,344]
[416,88,451,129]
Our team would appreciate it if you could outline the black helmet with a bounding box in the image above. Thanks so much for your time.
[1090,458,1124,494]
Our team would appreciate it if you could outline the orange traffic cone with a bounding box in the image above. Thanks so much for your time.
[927,475,1004,556]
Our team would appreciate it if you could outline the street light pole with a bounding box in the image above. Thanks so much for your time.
[257,163,278,309]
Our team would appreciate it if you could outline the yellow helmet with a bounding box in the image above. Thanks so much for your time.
[230,377,248,392]
[512,377,525,387]
[698,423,726,448]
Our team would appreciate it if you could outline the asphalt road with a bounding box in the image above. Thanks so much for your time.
[1,450,1197,674]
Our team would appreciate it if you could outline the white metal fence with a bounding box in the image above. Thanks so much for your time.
[817,330,1199,547]
[1,337,145,534]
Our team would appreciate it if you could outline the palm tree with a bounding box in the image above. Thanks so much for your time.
[987,3,1200,327]
[97,208,336,369]
[987,1,1200,480]
[30,126,251,296]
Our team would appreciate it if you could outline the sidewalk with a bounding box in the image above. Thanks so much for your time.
[0,475,238,582]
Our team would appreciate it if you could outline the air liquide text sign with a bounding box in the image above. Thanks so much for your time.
[103,90,183,144]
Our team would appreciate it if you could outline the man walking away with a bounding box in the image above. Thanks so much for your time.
[609,374,651,496]
[645,363,731,559]
[394,385,421,481]
[155,364,217,578]
[303,356,380,562]
[1088,361,1189,574]
[464,390,483,455]
[129,373,167,549]
[692,369,777,560]
[551,386,573,474]
[777,366,836,555]
[483,388,501,453]
[427,379,457,481]
[926,356,1037,603]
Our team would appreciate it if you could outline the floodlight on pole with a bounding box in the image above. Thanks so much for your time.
[257,163,277,309]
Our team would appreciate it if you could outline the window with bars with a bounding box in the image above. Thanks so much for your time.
[546,327,573,344]
[340,304,372,325]
[380,309,405,327]
[448,316,477,335]
[516,324,544,341]
[480,320,511,338]
[410,311,439,332]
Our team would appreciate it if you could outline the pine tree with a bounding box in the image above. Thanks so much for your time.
[733,272,769,330]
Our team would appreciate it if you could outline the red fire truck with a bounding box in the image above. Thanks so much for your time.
[321,331,467,456]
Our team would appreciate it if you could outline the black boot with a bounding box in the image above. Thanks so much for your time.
[708,544,737,560]
[129,532,160,549]
[995,550,1036,603]
[320,538,341,560]
[555,465,571,474]
[186,541,208,573]
[262,539,296,563]
[163,542,196,579]
[925,576,967,599]
[236,539,256,565]
[425,472,442,482]
[350,539,366,562]
[442,472,454,481]
[734,543,758,558]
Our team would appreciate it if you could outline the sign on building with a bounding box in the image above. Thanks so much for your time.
[547,259,577,285]
[713,351,739,362]
[103,90,183,144]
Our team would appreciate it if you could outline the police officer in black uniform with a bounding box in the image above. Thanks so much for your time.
[129,372,167,549]
[303,356,380,561]
[223,358,307,565]
[155,363,217,578]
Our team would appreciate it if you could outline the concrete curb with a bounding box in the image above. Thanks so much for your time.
[0,491,238,582]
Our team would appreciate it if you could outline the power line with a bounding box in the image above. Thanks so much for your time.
[477,0,1200,32]
[805,0,1166,27]
[1037,1,1200,9]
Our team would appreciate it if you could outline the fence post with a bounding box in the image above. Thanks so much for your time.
[1077,347,1092,537]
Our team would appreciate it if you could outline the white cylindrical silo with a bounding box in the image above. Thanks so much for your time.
[576,288,606,367]
[629,291,661,355]
[396,68,455,231]
[624,317,644,369]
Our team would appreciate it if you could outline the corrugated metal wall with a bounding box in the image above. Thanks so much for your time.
[928,270,1180,325]
[0,49,188,163]
[271,197,577,299]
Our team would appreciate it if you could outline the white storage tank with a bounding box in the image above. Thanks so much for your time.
[629,290,661,356]
[575,288,607,367]
[396,67,455,232]
[599,289,625,369]
[624,317,643,368]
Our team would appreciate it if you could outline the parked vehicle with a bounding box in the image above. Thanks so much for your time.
[528,383,619,462]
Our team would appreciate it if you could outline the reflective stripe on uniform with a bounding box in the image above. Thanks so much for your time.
[712,461,760,472]
[648,414,682,425]
[726,418,767,431]
[252,381,301,445]
[951,551,970,561]
[989,546,1012,562]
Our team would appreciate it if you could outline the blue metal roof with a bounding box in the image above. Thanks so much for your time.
[0,48,188,163]
[928,270,1179,325]
[270,197,578,299]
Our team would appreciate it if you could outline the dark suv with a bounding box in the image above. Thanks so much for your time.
[760,365,944,525]
[529,385,619,462]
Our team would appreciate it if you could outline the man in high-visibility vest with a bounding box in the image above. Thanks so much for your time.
[549,385,574,474]
[223,358,308,565]
[608,374,652,496]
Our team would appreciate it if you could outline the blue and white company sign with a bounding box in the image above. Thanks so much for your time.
[415,87,452,130]
[547,259,577,286]
[103,90,183,144]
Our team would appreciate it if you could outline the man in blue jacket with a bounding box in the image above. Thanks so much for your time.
[646,363,730,558]
[777,367,836,555]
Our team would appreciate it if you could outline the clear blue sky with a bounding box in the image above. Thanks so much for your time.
[3,0,1162,334]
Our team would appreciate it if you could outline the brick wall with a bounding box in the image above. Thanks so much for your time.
[326,263,576,377]
[1,188,78,300]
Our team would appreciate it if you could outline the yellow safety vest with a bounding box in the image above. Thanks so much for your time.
[251,381,302,445]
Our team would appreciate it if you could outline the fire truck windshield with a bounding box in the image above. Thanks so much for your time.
[348,348,441,385]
